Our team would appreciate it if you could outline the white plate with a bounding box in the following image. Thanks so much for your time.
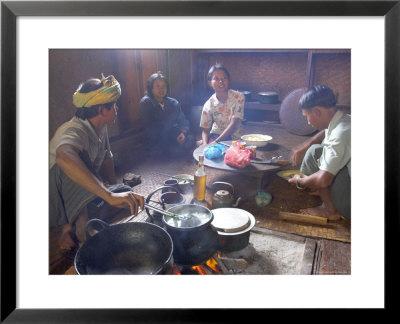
[241,134,273,147]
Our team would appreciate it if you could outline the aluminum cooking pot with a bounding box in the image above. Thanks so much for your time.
[162,204,219,266]
[258,91,279,104]
[74,219,174,275]
[211,208,256,252]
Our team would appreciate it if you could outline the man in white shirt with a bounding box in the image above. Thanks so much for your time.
[289,85,351,221]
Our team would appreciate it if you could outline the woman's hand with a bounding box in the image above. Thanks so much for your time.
[217,117,240,142]
[176,132,186,144]
[105,191,145,216]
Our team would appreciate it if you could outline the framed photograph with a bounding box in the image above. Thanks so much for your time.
[2,0,398,321]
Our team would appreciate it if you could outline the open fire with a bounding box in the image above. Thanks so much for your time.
[170,242,260,275]
[172,252,225,275]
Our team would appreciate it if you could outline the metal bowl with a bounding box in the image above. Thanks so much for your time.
[173,174,194,194]
[240,134,273,147]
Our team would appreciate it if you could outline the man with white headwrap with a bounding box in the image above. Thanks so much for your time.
[49,74,144,252]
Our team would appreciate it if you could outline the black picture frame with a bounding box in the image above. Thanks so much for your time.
[1,0,399,322]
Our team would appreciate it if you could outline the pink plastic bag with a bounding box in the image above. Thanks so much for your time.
[224,145,252,168]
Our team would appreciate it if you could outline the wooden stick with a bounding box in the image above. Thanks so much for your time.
[275,159,290,165]
[279,211,328,225]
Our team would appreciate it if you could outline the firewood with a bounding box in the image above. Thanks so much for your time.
[219,257,249,270]
[279,211,328,225]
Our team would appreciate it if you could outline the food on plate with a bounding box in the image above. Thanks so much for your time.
[245,136,264,141]
[241,134,272,147]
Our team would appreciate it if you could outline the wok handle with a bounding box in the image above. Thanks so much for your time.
[84,218,109,240]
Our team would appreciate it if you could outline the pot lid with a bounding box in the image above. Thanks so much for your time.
[215,190,231,199]
[211,208,253,233]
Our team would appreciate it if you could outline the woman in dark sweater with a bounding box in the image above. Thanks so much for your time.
[139,71,195,157]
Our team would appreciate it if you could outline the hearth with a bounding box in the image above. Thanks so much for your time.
[171,226,311,275]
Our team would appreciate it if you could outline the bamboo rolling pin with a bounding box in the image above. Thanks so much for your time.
[279,211,328,225]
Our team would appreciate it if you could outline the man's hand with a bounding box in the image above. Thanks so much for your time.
[176,132,186,145]
[288,174,302,185]
[105,192,145,216]
[291,130,326,167]
[288,170,334,191]
[290,146,308,167]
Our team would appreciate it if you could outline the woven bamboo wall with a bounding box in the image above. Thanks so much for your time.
[313,53,351,106]
[49,49,350,143]
[49,49,121,138]
[204,52,308,103]
[192,50,351,107]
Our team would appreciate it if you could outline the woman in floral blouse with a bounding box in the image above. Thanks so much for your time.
[198,64,245,145]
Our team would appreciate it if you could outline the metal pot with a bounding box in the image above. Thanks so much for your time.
[211,208,255,252]
[74,219,174,275]
[162,204,219,266]
[145,185,181,223]
[162,179,181,193]
[171,174,194,194]
[160,191,184,206]
[239,90,252,102]
[258,91,279,104]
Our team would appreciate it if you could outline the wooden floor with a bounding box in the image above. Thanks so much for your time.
[49,121,351,275]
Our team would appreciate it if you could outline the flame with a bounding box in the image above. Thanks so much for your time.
[172,254,225,275]
[172,265,182,275]
[191,265,208,275]
[205,257,223,274]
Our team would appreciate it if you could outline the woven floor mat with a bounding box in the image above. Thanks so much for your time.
[199,170,351,243]
[117,153,198,197]
[240,173,351,243]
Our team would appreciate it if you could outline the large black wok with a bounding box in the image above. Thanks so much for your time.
[74,219,173,275]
